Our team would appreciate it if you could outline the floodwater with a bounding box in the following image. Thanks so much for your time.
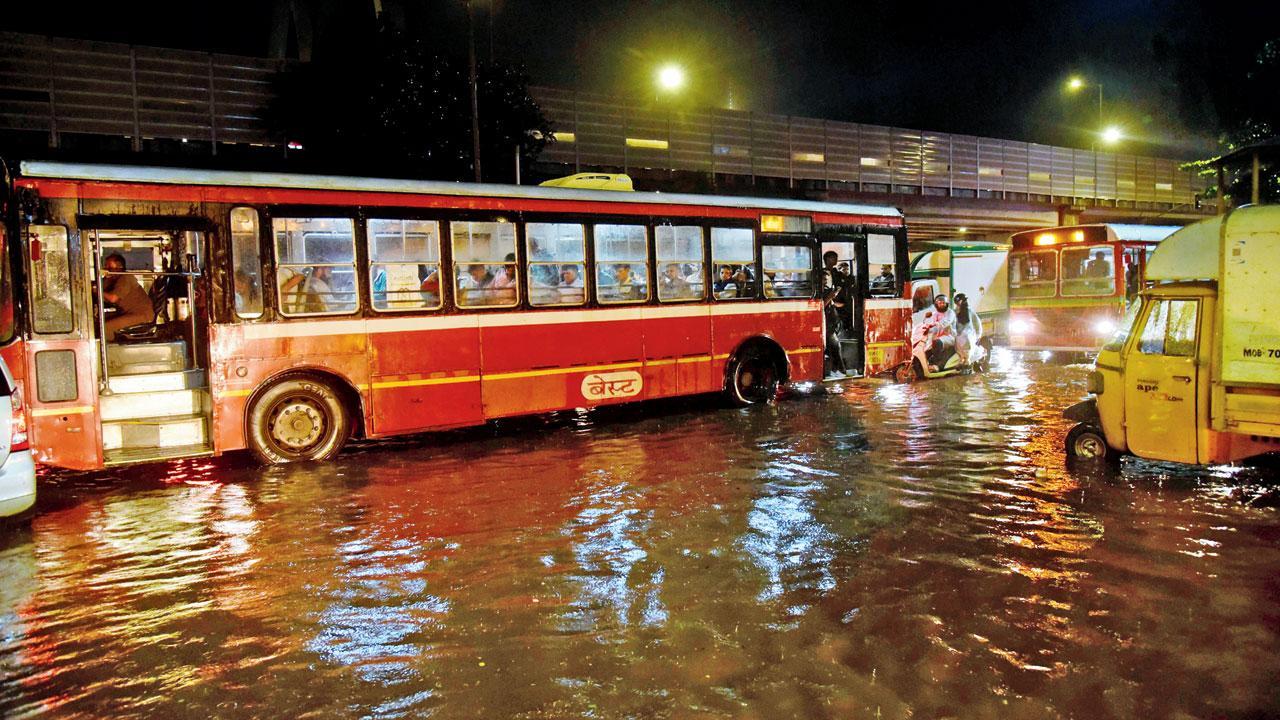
[2,352,1279,720]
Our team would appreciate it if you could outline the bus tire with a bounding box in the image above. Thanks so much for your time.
[726,346,781,407]
[247,375,351,464]
[1064,424,1114,463]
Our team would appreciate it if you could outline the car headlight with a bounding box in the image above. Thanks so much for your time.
[1093,319,1116,335]
[1009,319,1031,334]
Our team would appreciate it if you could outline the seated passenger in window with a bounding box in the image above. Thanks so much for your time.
[557,264,585,303]
[732,266,754,298]
[490,254,518,304]
[713,265,738,299]
[460,264,496,305]
[870,264,896,295]
[302,266,335,314]
[234,270,261,311]
[600,263,643,301]
[419,265,440,305]
[278,266,307,313]
[660,263,695,299]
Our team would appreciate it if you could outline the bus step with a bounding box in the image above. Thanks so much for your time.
[101,414,208,452]
[107,369,206,395]
[106,341,188,376]
[104,443,214,467]
[100,388,208,422]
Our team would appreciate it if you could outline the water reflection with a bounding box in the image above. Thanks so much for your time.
[2,355,1279,718]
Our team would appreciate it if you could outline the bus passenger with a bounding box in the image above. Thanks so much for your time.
[491,254,518,305]
[419,265,440,305]
[871,264,896,295]
[1085,250,1112,278]
[601,263,642,301]
[102,253,156,340]
[713,265,737,299]
[557,264,585,303]
[460,264,495,305]
[278,266,306,313]
[301,266,334,313]
[660,263,694,299]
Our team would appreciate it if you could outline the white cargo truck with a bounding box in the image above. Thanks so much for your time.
[1063,205,1280,464]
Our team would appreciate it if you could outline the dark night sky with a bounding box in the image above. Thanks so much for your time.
[4,1,1274,158]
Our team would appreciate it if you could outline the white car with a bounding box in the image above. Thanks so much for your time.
[0,355,35,519]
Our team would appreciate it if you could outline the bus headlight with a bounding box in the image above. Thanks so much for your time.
[1093,319,1117,335]
[1009,318,1031,335]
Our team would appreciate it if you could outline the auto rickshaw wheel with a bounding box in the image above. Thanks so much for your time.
[894,361,917,383]
[1065,424,1112,462]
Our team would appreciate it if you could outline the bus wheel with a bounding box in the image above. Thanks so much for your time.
[248,376,351,464]
[727,347,781,406]
[1065,424,1112,463]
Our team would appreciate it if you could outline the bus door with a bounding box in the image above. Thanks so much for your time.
[23,224,102,469]
[88,226,212,465]
[819,234,862,375]
[862,230,911,376]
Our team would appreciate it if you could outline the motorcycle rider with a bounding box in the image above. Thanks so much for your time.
[923,294,957,372]
[953,292,983,364]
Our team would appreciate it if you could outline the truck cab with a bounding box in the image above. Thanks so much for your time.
[1064,206,1280,464]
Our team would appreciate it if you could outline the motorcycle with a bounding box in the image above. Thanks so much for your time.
[895,322,991,382]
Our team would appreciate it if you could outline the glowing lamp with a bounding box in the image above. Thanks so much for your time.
[1035,233,1057,246]
[1072,230,1085,242]
[657,65,685,91]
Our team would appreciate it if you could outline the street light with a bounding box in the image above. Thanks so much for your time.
[657,64,685,92]
[1065,75,1105,140]
[1101,126,1123,145]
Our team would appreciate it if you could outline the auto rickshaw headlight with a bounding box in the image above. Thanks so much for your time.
[1087,371,1104,394]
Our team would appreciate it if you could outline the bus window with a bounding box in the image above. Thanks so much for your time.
[273,218,357,316]
[594,224,649,304]
[28,225,74,334]
[711,227,755,300]
[1009,249,1057,299]
[866,233,898,297]
[369,219,442,312]
[452,221,518,308]
[1061,245,1115,296]
[655,225,705,302]
[526,223,586,307]
[230,207,263,318]
[762,245,813,298]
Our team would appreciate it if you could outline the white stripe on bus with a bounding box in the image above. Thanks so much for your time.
[233,301,819,341]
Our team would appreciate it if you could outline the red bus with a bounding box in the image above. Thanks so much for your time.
[0,161,910,469]
[1005,223,1180,354]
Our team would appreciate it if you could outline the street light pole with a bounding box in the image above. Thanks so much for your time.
[466,0,482,183]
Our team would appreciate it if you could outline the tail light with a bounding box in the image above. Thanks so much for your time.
[10,387,29,452]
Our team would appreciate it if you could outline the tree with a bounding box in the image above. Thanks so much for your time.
[1188,38,1280,205]
[271,27,552,182]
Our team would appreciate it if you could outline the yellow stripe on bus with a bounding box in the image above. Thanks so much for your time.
[372,375,480,390]
[30,405,95,417]
[486,360,645,381]
[216,347,824,397]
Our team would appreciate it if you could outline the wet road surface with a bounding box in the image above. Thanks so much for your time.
[2,351,1279,719]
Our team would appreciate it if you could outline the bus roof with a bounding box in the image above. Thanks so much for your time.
[18,161,903,221]
[1012,223,1181,243]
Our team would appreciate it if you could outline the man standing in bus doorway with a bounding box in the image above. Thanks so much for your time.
[101,253,155,341]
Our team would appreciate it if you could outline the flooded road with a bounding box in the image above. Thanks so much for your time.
[2,351,1279,719]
